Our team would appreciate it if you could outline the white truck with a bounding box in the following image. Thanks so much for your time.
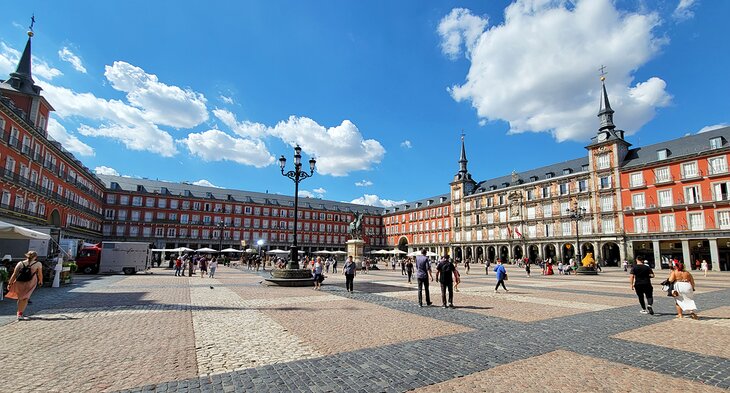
[99,242,150,275]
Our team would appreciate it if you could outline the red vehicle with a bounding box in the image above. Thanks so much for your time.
[76,243,102,274]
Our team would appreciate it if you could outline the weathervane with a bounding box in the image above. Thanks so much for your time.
[461,130,465,142]
[29,14,35,32]
[599,65,607,82]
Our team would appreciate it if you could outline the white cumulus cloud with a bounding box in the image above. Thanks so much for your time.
[299,188,326,198]
[219,95,234,105]
[179,129,275,167]
[46,118,94,156]
[104,61,208,129]
[350,194,407,208]
[269,116,385,177]
[673,0,697,21]
[192,179,221,188]
[440,0,672,142]
[437,8,488,60]
[213,109,267,138]
[58,47,87,73]
[313,187,327,195]
[298,190,316,198]
[355,180,373,187]
[400,140,412,149]
[94,166,119,176]
[697,124,728,134]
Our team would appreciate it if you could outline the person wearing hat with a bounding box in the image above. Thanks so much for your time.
[6,251,43,320]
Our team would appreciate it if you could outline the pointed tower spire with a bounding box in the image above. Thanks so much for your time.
[597,73,615,132]
[3,18,41,96]
[458,132,468,175]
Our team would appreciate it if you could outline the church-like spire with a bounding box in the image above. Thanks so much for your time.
[597,74,615,132]
[458,133,468,175]
[3,16,41,96]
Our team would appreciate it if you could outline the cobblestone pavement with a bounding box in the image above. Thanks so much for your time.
[0,265,729,392]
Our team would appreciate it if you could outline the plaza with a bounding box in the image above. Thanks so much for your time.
[1,265,729,392]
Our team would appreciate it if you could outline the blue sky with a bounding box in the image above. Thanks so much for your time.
[1,0,727,207]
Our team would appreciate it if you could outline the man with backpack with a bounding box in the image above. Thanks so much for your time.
[6,251,43,320]
[436,255,456,308]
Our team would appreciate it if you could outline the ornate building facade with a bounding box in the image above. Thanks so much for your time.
[0,30,104,247]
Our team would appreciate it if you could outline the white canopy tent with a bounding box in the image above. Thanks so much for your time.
[244,248,258,254]
[388,249,407,255]
[220,248,243,253]
[370,250,389,255]
[426,251,438,257]
[267,249,289,255]
[331,250,347,255]
[175,247,194,252]
[0,221,50,240]
[407,251,420,257]
[196,247,218,253]
[313,250,332,255]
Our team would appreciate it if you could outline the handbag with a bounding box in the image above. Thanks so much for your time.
[503,273,508,281]
[660,279,674,297]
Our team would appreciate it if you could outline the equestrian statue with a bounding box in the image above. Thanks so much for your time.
[348,212,363,239]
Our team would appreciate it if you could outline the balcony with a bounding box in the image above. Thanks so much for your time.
[628,181,646,190]
[654,175,674,185]
[708,166,729,177]
[680,169,703,182]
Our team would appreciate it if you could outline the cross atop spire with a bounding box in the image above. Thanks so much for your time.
[597,69,615,132]
[1,16,41,96]
[459,132,468,171]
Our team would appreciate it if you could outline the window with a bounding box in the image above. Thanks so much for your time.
[542,203,552,218]
[657,149,668,160]
[144,212,153,222]
[581,220,592,235]
[658,190,673,207]
[600,196,613,212]
[599,176,612,189]
[660,214,675,232]
[688,212,704,230]
[710,137,723,150]
[630,172,644,187]
[559,183,569,195]
[596,153,610,170]
[718,211,730,229]
[681,162,699,179]
[527,206,536,219]
[632,194,645,209]
[498,195,505,205]
[558,201,569,215]
[634,217,648,233]
[131,211,141,221]
[526,189,534,201]
[708,156,728,175]
[602,219,614,234]
[157,198,167,208]
[541,186,550,198]
[561,221,572,236]
[106,194,116,204]
[528,225,536,238]
[654,167,671,183]
[685,186,701,204]
[578,199,590,213]
[170,199,179,209]
[145,197,155,207]
[498,210,507,222]
[544,224,552,237]
[578,179,588,192]
[104,209,115,219]
[132,196,142,206]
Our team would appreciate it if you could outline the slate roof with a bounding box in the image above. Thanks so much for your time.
[383,193,451,214]
[472,156,589,194]
[97,175,383,215]
[622,126,730,168]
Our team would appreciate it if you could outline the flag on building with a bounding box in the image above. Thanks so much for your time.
[515,227,523,238]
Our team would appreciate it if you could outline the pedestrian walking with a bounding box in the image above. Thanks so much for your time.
[464,258,470,275]
[208,257,218,278]
[629,255,655,315]
[701,260,708,277]
[401,259,406,276]
[525,260,531,278]
[622,259,628,272]
[453,260,461,292]
[5,251,43,320]
[668,261,699,319]
[174,257,183,276]
[325,258,331,274]
[332,258,338,274]
[406,258,414,284]
[392,257,396,271]
[436,256,457,308]
[199,257,208,278]
[343,256,356,292]
[485,259,490,275]
[415,249,434,307]
[313,257,324,290]
[494,259,508,293]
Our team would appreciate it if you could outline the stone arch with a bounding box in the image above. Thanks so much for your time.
[562,243,575,263]
[512,245,523,260]
[528,245,539,262]
[499,245,509,262]
[397,237,408,252]
[465,247,473,260]
[487,246,496,263]
[581,242,594,260]
[544,244,557,261]
[49,209,61,227]
[601,242,620,266]
[454,247,463,260]
[475,246,484,262]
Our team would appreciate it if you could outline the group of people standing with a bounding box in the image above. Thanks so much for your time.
[173,254,219,278]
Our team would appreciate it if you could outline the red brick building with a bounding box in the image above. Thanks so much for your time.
[0,30,104,251]
[620,129,730,271]
[382,194,451,256]
[99,175,385,254]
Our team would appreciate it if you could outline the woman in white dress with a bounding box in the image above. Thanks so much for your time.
[668,261,698,319]
[701,260,709,277]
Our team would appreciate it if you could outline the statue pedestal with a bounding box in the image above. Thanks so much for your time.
[575,266,599,275]
[264,268,315,287]
[347,239,365,264]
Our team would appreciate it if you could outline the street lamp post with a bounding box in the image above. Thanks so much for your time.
[279,145,316,269]
[566,206,588,271]
[257,239,264,258]
[217,221,228,254]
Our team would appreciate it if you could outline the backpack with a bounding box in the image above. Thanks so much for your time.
[16,261,38,282]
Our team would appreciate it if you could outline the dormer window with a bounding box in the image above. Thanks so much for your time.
[546,172,554,179]
[489,185,497,191]
[657,149,669,160]
[710,137,724,150]
[530,176,538,182]
[563,168,572,175]
[581,164,589,172]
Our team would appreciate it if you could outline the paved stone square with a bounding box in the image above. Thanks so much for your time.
[1,264,729,392]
